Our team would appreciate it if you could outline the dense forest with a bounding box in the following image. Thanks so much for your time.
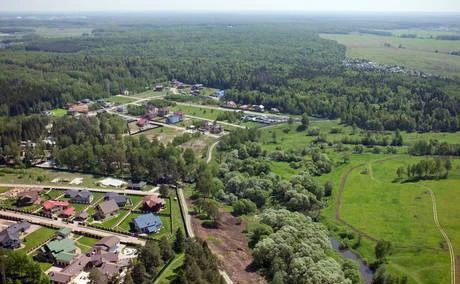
[0,17,459,132]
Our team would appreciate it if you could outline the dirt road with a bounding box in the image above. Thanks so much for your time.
[417,184,456,284]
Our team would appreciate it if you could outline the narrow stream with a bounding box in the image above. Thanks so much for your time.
[330,237,373,284]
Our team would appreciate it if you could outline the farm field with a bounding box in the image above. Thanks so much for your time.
[320,32,460,78]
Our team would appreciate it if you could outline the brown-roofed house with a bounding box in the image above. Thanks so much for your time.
[143,194,165,212]
[94,236,120,253]
[74,211,89,222]
[17,189,42,207]
[94,199,119,220]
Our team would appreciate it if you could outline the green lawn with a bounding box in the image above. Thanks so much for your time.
[20,227,56,252]
[99,209,131,229]
[117,212,144,232]
[320,33,460,78]
[154,254,185,284]
[169,105,226,121]
[75,236,99,253]
[51,108,67,117]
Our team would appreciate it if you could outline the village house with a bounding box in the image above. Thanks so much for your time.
[145,106,158,119]
[127,181,146,190]
[136,117,148,127]
[42,200,72,217]
[48,237,122,284]
[56,227,72,239]
[154,84,164,91]
[166,112,184,124]
[0,221,30,249]
[67,104,89,115]
[200,121,224,134]
[74,211,89,222]
[59,207,76,218]
[158,107,169,117]
[16,189,42,207]
[39,238,77,266]
[94,236,120,253]
[132,213,162,234]
[143,194,165,212]
[104,192,129,207]
[65,189,93,204]
[94,199,119,220]
[226,101,237,109]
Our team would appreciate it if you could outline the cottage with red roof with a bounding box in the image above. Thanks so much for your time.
[143,194,165,212]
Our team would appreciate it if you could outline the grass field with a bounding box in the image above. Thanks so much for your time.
[75,236,99,253]
[320,155,459,283]
[0,167,120,189]
[170,105,226,121]
[20,227,56,252]
[320,32,460,78]
[155,254,185,284]
[51,108,67,117]
[106,96,138,105]
[133,126,184,144]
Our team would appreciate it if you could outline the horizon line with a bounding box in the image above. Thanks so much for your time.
[1,10,460,14]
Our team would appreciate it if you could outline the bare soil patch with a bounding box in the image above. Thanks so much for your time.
[188,199,265,284]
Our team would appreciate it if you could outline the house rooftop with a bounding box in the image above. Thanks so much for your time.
[43,200,69,210]
[46,238,76,254]
[97,199,119,216]
[133,213,162,234]
[95,236,120,250]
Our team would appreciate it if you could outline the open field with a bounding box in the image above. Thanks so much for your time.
[320,156,459,283]
[32,27,93,38]
[0,167,132,190]
[320,33,460,78]
[170,104,227,121]
[106,96,138,105]
[135,89,171,98]
[133,126,184,144]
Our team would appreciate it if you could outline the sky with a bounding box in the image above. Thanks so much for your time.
[0,0,459,13]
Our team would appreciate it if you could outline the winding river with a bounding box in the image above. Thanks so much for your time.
[330,237,373,284]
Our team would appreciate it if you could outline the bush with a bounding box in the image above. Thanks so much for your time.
[233,199,257,216]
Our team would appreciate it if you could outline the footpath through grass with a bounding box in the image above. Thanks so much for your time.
[327,156,456,283]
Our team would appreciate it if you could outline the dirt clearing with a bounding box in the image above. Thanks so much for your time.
[189,199,265,284]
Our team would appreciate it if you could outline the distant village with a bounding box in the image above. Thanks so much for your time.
[342,58,442,78]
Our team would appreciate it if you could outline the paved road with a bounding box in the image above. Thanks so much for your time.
[0,210,145,245]
[0,183,157,196]
[418,184,456,284]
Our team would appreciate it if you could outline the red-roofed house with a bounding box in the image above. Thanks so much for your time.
[143,194,165,212]
[60,207,76,218]
[43,200,70,217]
